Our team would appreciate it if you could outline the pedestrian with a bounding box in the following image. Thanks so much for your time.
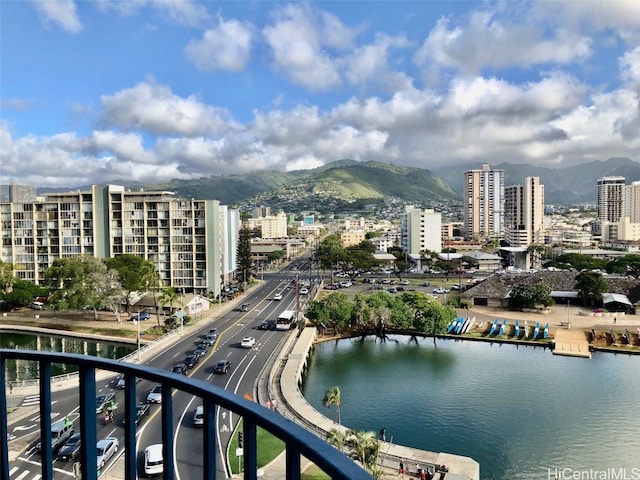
[271,398,277,411]
[265,399,271,410]
[613,316,617,325]
[398,460,405,476]
[380,427,386,441]
[420,468,427,480]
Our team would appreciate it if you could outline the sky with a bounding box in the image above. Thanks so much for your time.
[1,0,640,188]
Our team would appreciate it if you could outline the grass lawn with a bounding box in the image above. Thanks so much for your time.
[229,422,285,474]
[301,464,331,480]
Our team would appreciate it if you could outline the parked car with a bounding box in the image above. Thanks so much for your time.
[214,360,231,374]
[129,312,151,321]
[57,433,81,461]
[96,437,119,469]
[273,293,283,301]
[240,336,256,348]
[401,280,411,285]
[433,287,450,294]
[171,364,187,375]
[183,354,199,369]
[96,393,116,414]
[147,384,162,404]
[451,284,461,290]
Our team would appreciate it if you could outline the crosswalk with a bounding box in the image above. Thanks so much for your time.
[21,395,41,407]
[9,462,75,479]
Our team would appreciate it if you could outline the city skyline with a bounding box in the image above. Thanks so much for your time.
[1,1,639,188]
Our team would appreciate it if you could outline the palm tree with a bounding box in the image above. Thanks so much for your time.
[141,262,164,325]
[323,386,341,426]
[159,287,178,323]
[326,428,346,453]
[345,429,380,473]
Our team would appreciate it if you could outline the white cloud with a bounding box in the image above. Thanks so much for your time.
[343,33,413,91]
[262,4,342,91]
[620,47,640,87]
[30,0,82,33]
[96,0,209,27]
[186,17,254,72]
[415,12,592,74]
[99,81,237,136]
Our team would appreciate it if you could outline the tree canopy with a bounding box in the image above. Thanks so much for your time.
[306,290,455,337]
[575,270,607,306]
[509,283,554,309]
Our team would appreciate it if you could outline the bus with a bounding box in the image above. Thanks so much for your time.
[275,310,296,331]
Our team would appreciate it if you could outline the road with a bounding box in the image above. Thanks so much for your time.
[7,261,315,480]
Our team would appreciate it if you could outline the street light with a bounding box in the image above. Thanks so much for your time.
[135,308,141,361]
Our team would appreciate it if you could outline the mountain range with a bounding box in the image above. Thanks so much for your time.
[38,157,639,208]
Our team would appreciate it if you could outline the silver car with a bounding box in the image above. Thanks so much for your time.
[146,384,162,404]
[96,436,119,469]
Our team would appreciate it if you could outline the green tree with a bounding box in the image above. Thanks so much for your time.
[237,212,253,288]
[267,249,285,263]
[0,260,20,295]
[42,256,109,314]
[575,270,607,307]
[345,429,380,474]
[159,287,180,321]
[106,255,156,314]
[323,386,342,425]
[141,264,164,325]
[606,254,640,279]
[509,283,554,309]
[1,279,45,311]
[323,292,353,329]
[86,269,125,322]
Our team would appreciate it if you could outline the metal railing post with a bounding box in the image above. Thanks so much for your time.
[79,365,97,480]
[124,373,138,479]
[39,361,53,480]
[0,356,9,480]
[162,384,174,480]
[203,400,217,480]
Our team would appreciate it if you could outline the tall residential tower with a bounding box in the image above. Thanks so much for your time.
[504,177,545,247]
[463,164,504,239]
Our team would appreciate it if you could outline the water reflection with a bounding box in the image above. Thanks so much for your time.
[302,336,640,480]
[1,332,135,381]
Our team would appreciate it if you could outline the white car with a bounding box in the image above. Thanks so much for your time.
[273,293,283,301]
[299,287,309,295]
[144,444,164,476]
[146,384,162,404]
[433,287,450,294]
[241,336,256,348]
[96,436,119,469]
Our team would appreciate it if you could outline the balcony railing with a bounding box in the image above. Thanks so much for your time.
[1,349,371,480]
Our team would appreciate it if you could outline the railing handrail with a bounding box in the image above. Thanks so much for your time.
[0,348,371,480]
[4,328,179,389]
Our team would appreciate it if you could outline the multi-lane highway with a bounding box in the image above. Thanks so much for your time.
[8,261,315,479]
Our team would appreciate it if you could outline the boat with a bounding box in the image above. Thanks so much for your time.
[498,319,507,336]
[514,320,520,338]
[543,323,549,339]
[455,318,466,334]
[489,319,499,336]
[533,322,540,340]
[446,318,458,334]
[463,316,476,334]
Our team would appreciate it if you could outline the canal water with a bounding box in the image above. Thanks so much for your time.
[301,336,640,480]
[1,332,135,382]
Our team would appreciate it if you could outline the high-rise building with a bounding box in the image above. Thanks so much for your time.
[0,185,238,296]
[0,183,36,203]
[400,206,442,255]
[623,181,640,223]
[463,164,504,239]
[597,176,625,223]
[504,177,545,247]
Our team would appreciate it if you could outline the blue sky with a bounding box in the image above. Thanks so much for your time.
[1,0,639,188]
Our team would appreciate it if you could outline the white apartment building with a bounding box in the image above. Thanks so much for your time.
[248,212,288,239]
[623,181,640,223]
[0,185,238,296]
[504,177,545,247]
[400,206,442,255]
[597,176,625,223]
[463,164,504,239]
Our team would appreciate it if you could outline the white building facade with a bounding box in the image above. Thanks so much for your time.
[463,164,505,240]
[0,185,237,296]
[400,206,442,255]
[504,176,545,247]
